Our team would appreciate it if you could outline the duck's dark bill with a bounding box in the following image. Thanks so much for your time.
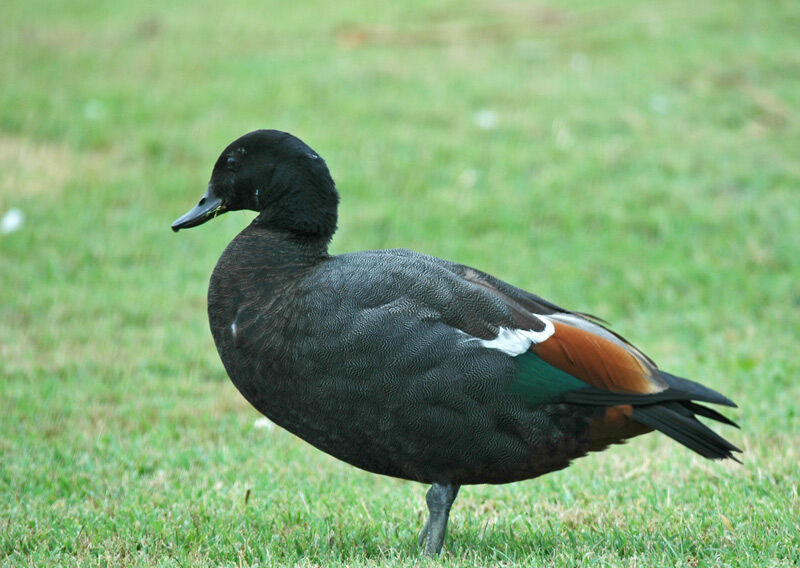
[171,185,225,231]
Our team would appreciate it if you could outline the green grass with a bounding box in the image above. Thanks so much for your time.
[2,0,799,565]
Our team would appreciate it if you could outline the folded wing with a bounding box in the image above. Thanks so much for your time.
[454,269,741,461]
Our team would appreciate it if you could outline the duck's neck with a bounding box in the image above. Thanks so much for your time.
[242,222,331,272]
[252,182,339,242]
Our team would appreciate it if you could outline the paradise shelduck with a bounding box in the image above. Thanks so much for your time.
[172,129,740,555]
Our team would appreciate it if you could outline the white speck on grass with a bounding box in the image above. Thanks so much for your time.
[570,53,589,73]
[650,94,670,114]
[459,169,478,188]
[83,99,106,121]
[552,119,574,149]
[1,208,24,234]
[253,417,275,431]
[474,109,498,130]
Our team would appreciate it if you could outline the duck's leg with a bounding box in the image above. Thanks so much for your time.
[417,483,460,555]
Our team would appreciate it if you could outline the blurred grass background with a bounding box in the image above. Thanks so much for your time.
[1,0,798,566]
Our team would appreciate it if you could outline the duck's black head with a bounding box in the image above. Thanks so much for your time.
[172,130,339,240]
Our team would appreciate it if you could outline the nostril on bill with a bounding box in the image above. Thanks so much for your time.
[198,197,207,206]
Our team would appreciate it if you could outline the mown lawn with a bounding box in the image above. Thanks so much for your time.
[1,0,798,566]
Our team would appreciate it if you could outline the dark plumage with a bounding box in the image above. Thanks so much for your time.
[172,129,740,555]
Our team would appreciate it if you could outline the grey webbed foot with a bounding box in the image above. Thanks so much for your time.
[417,517,430,548]
[418,483,460,556]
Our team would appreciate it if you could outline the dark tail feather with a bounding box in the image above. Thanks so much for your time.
[562,370,741,461]
[680,401,739,428]
[563,371,738,409]
[632,402,742,462]
[659,371,737,408]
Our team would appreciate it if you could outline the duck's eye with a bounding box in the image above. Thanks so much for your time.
[226,156,237,170]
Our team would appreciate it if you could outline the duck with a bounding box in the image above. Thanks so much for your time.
[172,129,740,556]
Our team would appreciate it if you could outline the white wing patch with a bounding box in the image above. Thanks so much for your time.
[461,316,555,356]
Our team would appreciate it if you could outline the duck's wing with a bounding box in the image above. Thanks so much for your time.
[441,260,741,461]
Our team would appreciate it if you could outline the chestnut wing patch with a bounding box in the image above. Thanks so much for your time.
[467,316,667,406]
[532,321,663,394]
